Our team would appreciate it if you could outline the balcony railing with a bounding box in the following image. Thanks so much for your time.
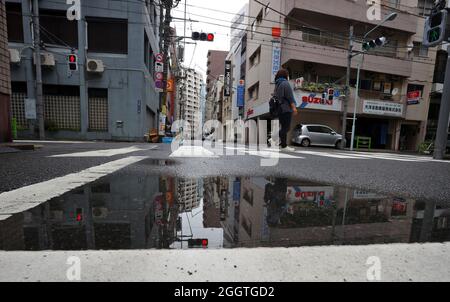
[350,87,404,104]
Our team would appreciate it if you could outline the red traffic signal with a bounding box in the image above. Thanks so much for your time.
[67,54,78,71]
[75,208,83,222]
[188,238,209,248]
[191,32,215,42]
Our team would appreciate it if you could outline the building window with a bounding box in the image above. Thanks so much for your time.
[87,17,128,54]
[249,46,261,68]
[88,88,108,132]
[40,9,78,48]
[144,32,154,73]
[256,9,263,26]
[413,42,428,58]
[6,3,24,43]
[248,82,259,100]
[417,0,435,16]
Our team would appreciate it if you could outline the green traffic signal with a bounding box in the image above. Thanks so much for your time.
[429,27,441,43]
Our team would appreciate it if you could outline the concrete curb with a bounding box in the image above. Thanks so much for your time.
[0,243,449,282]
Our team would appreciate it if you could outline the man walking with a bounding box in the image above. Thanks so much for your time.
[272,69,298,152]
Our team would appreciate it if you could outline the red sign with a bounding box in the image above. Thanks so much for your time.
[302,95,334,106]
[272,27,282,38]
[155,53,164,62]
[407,90,421,105]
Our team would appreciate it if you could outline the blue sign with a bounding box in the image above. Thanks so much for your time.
[233,180,241,201]
[237,85,245,108]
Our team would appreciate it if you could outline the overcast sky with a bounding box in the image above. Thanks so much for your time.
[172,0,249,81]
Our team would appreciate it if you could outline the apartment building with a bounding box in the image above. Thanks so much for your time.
[177,179,201,212]
[5,0,161,141]
[225,4,249,123]
[0,0,11,143]
[244,0,436,151]
[205,75,224,122]
[178,67,203,133]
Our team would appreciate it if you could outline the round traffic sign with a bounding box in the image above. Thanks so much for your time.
[155,53,163,62]
[155,72,163,80]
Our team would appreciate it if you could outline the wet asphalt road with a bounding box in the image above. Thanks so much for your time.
[0,141,449,203]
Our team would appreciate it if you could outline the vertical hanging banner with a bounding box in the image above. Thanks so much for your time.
[271,41,281,83]
[237,80,245,108]
[224,60,232,97]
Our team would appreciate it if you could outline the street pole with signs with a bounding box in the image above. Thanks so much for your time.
[423,0,450,159]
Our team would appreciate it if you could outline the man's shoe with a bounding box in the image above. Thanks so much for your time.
[281,146,295,152]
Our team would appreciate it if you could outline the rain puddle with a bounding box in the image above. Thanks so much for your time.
[1,174,449,251]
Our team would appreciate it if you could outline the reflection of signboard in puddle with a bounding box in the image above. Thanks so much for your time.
[287,186,334,207]
[392,198,408,217]
[353,190,386,200]
[154,194,164,225]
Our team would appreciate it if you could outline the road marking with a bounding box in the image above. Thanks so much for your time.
[293,149,450,163]
[50,146,156,158]
[296,150,363,159]
[14,140,94,144]
[336,152,438,162]
[245,150,305,159]
[170,146,218,158]
[0,156,147,215]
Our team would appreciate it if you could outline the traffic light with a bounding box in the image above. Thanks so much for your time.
[362,37,387,51]
[423,10,448,47]
[191,32,214,42]
[188,238,209,248]
[67,54,78,71]
[75,208,83,222]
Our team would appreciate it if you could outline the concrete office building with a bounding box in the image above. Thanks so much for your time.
[177,67,203,133]
[5,0,161,141]
[244,0,436,151]
[0,0,12,143]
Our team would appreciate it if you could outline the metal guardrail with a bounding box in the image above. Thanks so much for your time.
[356,136,372,151]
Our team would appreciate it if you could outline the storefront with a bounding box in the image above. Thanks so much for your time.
[350,100,406,150]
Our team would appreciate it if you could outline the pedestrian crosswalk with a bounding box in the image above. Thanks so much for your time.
[295,149,450,163]
[168,145,449,163]
[50,146,157,158]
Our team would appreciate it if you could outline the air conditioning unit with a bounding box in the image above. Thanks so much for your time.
[92,207,108,219]
[33,52,55,67]
[86,59,104,73]
[9,49,21,64]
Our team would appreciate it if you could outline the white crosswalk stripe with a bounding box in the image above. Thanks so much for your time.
[170,145,448,163]
[50,146,157,158]
[296,149,449,163]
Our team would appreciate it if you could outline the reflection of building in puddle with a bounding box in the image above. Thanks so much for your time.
[177,179,201,213]
[227,178,450,248]
[1,176,449,251]
[411,200,450,243]
[0,175,182,250]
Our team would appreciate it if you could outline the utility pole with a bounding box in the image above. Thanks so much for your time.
[161,0,174,106]
[32,0,45,140]
[341,25,353,149]
[434,45,450,159]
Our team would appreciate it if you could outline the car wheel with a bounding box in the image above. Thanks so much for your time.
[335,140,342,149]
[301,139,311,148]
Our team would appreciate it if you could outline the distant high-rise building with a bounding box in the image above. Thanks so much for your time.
[178,67,204,135]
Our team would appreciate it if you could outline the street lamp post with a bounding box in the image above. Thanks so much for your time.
[349,12,397,151]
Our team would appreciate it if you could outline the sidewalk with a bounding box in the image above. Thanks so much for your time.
[0,243,449,282]
[0,142,41,153]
